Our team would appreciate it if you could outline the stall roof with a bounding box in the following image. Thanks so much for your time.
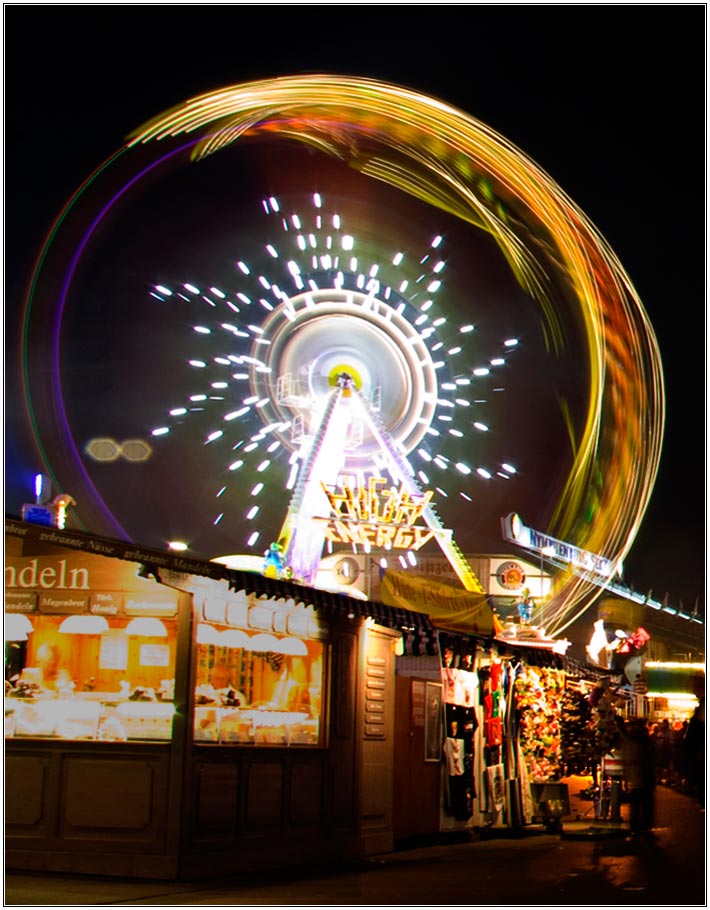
[5,517,433,634]
[5,518,620,674]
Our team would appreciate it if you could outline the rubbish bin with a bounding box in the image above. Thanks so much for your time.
[530,782,570,832]
[603,752,624,823]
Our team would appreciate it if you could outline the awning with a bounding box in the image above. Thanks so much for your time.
[380,568,497,635]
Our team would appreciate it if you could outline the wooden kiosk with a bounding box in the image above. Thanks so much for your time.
[5,519,426,880]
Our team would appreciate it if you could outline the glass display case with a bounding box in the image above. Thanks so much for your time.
[192,621,325,746]
[4,611,178,742]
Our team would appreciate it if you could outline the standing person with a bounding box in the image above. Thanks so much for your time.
[198,661,247,706]
[620,718,657,835]
[36,643,73,693]
[654,718,672,784]
[683,675,705,807]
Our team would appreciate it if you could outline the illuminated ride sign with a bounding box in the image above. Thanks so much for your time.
[500,512,615,578]
[499,512,702,625]
[314,477,448,550]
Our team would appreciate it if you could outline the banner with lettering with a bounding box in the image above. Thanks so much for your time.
[379,569,496,635]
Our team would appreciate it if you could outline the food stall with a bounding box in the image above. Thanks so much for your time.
[5,519,426,879]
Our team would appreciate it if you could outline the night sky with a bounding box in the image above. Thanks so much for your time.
[3,5,706,615]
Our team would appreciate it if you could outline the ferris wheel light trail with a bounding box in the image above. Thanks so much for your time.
[21,75,664,631]
[128,75,665,625]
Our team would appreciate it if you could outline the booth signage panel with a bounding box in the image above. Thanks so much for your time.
[125,596,178,617]
[38,591,90,613]
[90,593,123,615]
[5,591,38,611]
[21,504,55,527]
[488,558,536,596]
[5,551,182,596]
[380,569,495,635]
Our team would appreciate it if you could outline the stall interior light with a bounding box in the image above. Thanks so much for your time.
[58,615,109,635]
[203,625,306,654]
[246,632,279,652]
[277,637,308,656]
[4,614,34,641]
[125,617,168,637]
[219,628,251,649]
[646,692,700,705]
[196,623,221,645]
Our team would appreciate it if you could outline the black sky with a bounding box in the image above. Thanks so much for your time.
[3,4,706,613]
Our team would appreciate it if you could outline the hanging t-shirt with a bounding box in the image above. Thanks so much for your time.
[461,670,478,708]
[443,736,465,776]
[486,763,506,812]
[442,668,457,704]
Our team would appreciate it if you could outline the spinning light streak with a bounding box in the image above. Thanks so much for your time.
[21,75,664,632]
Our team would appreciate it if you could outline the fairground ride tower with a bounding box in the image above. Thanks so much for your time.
[274,372,485,594]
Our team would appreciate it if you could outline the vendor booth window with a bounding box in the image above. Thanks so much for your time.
[5,612,178,742]
[193,623,324,746]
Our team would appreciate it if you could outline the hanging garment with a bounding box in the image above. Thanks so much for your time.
[442,667,457,703]
[485,714,503,747]
[485,763,506,812]
[444,736,465,776]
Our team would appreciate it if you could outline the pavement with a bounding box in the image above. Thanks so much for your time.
[4,775,706,906]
